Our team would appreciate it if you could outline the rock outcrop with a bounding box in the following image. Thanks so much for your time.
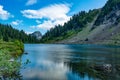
[30,31,42,40]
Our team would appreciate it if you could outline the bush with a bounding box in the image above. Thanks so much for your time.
[0,49,21,79]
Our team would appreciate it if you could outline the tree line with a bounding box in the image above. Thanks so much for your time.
[0,24,40,43]
[41,9,99,42]
[94,0,120,26]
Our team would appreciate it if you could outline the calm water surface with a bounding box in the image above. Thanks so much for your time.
[20,44,120,80]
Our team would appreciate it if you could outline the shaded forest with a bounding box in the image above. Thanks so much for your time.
[0,24,39,43]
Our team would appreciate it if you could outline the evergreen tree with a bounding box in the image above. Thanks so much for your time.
[41,9,99,42]
[0,23,40,43]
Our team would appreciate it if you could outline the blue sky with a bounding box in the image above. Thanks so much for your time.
[0,0,108,34]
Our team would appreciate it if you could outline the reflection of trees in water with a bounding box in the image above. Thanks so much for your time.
[67,61,100,79]
[66,45,120,80]
[67,60,120,80]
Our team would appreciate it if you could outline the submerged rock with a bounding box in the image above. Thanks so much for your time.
[24,52,28,54]
[93,64,112,72]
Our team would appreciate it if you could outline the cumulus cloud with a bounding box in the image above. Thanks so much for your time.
[0,5,13,20]
[21,4,70,20]
[26,0,37,6]
[31,20,54,29]
[11,20,23,26]
[21,4,71,30]
[31,18,69,30]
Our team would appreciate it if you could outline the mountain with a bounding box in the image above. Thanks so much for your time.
[30,31,42,40]
[41,9,99,43]
[41,0,120,45]
[0,24,39,43]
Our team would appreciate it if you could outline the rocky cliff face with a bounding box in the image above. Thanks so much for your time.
[31,31,42,40]
[94,0,120,26]
[58,0,120,45]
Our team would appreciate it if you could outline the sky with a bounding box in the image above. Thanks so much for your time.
[0,0,108,34]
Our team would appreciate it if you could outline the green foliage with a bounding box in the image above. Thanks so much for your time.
[14,40,24,52]
[41,9,99,43]
[0,40,24,57]
[0,49,22,79]
[95,0,120,26]
[0,40,24,79]
[0,24,39,43]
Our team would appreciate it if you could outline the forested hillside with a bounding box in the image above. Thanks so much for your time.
[41,9,99,43]
[0,24,39,43]
[94,0,120,26]
[41,0,120,45]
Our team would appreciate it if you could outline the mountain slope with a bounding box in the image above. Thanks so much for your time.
[41,9,99,43]
[42,0,120,45]
[59,0,120,45]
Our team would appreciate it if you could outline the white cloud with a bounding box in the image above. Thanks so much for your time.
[25,31,33,34]
[36,20,41,24]
[31,20,55,30]
[0,5,13,20]
[31,18,69,30]
[22,4,70,20]
[22,3,71,30]
[11,20,23,26]
[26,0,37,6]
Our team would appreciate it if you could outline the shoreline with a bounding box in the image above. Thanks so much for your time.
[0,40,24,79]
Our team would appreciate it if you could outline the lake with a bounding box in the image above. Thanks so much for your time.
[20,44,120,80]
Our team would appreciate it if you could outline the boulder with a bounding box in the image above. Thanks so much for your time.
[93,64,112,72]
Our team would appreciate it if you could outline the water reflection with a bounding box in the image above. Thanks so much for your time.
[21,44,120,80]
[21,61,68,80]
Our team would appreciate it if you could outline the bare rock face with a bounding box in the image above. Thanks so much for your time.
[94,0,120,26]
[30,31,42,40]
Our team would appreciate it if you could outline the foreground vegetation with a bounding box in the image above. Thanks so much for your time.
[0,40,24,79]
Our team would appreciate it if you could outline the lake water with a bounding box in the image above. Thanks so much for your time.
[20,44,120,80]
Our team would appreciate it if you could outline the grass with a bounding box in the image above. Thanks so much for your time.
[0,40,24,56]
[0,40,24,79]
